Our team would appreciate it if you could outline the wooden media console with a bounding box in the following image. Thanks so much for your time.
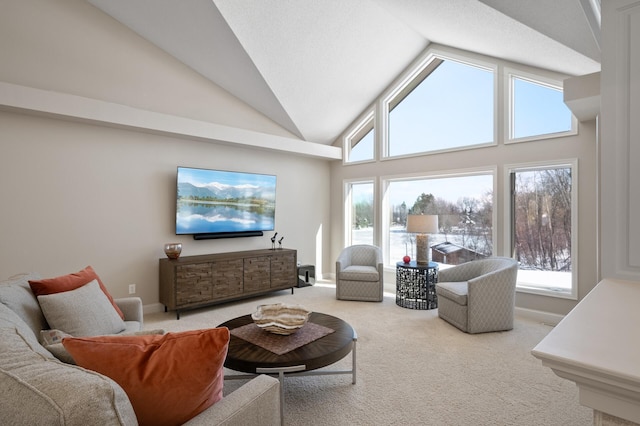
[159,248,297,319]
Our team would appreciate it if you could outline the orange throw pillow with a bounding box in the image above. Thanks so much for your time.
[63,328,230,426]
[29,266,124,319]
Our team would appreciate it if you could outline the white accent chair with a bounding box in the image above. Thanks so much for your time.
[435,257,518,333]
[336,245,384,302]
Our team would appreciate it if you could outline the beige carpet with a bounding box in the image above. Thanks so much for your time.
[145,283,592,426]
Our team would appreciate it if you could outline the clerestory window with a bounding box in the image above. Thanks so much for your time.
[344,111,375,163]
[385,56,495,157]
[508,72,576,142]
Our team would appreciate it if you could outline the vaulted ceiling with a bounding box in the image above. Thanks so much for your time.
[87,0,601,146]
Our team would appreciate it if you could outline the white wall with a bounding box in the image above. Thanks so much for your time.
[0,0,333,306]
[600,0,640,282]
[0,111,330,305]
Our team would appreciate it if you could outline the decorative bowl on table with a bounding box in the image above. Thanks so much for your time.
[251,303,311,335]
[164,243,182,259]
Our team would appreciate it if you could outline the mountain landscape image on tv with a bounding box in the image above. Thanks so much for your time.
[176,167,276,236]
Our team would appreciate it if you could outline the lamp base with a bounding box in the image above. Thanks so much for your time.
[415,234,429,265]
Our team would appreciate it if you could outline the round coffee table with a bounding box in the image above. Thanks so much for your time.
[218,312,357,424]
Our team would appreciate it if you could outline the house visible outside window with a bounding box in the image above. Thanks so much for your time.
[507,161,577,299]
[386,57,495,157]
[383,172,494,267]
[508,72,576,142]
[344,111,375,163]
[345,180,375,246]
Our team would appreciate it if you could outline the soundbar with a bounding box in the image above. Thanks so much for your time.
[193,231,264,240]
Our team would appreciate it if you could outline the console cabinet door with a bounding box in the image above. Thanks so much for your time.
[211,259,243,298]
[271,251,296,288]
[175,263,212,305]
[244,256,270,292]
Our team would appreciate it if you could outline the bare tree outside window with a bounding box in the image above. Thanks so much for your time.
[512,167,572,291]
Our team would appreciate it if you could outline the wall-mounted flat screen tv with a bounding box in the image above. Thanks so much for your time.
[176,166,276,238]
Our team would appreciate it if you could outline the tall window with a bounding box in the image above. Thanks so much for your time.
[508,161,577,298]
[509,73,575,142]
[384,172,494,267]
[345,180,375,246]
[340,46,583,302]
[345,112,375,163]
[386,57,495,157]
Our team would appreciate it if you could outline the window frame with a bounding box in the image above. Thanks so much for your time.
[343,178,377,247]
[381,167,497,268]
[505,67,578,145]
[339,45,586,301]
[343,110,376,165]
[381,49,498,160]
[503,159,579,300]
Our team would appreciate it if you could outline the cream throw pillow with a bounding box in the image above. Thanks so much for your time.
[37,279,126,337]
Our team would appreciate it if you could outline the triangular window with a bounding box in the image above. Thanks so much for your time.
[386,57,495,157]
[345,112,374,163]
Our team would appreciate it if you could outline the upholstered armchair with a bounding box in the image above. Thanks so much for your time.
[336,245,384,302]
[435,257,518,334]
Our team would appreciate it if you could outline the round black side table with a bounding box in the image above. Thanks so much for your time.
[395,261,439,309]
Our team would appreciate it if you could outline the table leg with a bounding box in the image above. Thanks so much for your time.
[257,365,306,426]
[227,331,358,425]
[351,331,358,384]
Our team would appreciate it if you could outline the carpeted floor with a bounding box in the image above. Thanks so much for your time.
[145,283,593,426]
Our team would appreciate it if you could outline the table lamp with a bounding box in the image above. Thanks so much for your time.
[406,214,438,265]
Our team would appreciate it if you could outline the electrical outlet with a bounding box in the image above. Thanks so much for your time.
[128,284,136,295]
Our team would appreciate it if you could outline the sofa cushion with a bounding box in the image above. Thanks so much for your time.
[0,302,54,360]
[63,327,230,426]
[38,279,126,337]
[435,281,469,306]
[0,272,48,336]
[0,327,137,426]
[340,265,379,281]
[29,265,125,319]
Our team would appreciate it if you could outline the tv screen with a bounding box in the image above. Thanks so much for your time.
[176,167,276,237]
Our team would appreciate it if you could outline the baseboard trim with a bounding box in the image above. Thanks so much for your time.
[515,307,564,326]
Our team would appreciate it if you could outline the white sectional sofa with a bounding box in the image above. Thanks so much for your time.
[0,272,280,425]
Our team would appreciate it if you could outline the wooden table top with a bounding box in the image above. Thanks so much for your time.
[219,312,355,374]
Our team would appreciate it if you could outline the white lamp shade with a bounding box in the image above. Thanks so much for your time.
[406,215,438,234]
